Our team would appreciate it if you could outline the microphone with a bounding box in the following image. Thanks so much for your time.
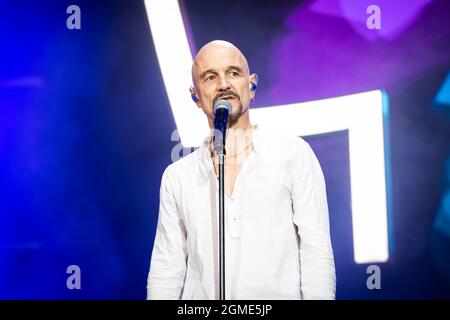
[213,99,232,154]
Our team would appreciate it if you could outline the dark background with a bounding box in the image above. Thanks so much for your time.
[0,0,449,299]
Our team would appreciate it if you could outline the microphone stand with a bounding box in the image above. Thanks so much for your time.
[214,128,226,300]
[218,147,225,300]
[213,100,231,300]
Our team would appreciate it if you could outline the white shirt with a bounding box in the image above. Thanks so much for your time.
[147,122,336,300]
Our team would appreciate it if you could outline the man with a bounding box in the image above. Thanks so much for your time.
[147,40,336,300]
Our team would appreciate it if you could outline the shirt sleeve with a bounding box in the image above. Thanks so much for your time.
[147,166,187,300]
[291,138,336,300]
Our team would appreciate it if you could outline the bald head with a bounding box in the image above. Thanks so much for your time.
[192,40,250,84]
[189,40,257,128]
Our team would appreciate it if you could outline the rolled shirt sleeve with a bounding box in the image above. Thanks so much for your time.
[147,166,187,300]
[291,138,336,300]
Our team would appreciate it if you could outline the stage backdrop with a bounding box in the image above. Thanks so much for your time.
[1,0,449,299]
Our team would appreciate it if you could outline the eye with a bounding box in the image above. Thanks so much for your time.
[230,71,239,77]
[205,75,215,81]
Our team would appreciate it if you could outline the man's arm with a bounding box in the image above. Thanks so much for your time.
[147,166,187,300]
[291,138,336,300]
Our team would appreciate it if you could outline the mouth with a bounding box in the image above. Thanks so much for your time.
[219,95,236,100]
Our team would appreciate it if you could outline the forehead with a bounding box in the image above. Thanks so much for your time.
[193,46,249,78]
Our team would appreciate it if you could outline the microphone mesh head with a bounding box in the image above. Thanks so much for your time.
[213,99,233,113]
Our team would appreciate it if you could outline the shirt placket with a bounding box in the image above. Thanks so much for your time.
[227,150,257,239]
[204,145,257,239]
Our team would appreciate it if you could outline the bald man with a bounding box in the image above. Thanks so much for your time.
[147,40,336,300]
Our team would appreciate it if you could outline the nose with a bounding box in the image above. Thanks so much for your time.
[217,75,231,92]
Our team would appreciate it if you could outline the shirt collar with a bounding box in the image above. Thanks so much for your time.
[197,122,261,180]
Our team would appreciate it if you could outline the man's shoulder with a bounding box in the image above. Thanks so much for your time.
[259,125,311,156]
[161,147,203,179]
[258,126,322,177]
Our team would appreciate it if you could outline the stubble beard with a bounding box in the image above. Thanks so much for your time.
[227,101,243,128]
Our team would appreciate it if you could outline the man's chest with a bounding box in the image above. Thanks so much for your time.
[180,162,293,228]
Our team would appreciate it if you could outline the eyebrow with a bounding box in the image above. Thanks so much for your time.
[199,65,244,80]
[199,68,216,80]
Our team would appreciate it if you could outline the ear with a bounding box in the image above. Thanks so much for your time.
[189,86,202,108]
[249,73,258,99]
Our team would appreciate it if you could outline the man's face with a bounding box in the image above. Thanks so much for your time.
[192,44,255,126]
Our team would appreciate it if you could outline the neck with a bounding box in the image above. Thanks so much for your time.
[209,112,256,162]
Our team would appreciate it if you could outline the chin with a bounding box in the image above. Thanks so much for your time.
[230,100,242,112]
[228,109,243,127]
[231,103,243,116]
